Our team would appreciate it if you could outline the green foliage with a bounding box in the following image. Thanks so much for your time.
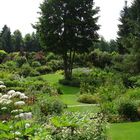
[117,101,138,121]
[37,0,100,80]
[24,32,41,52]
[49,112,107,140]
[117,0,140,74]
[79,68,125,95]
[0,50,7,63]
[15,56,27,67]
[59,78,80,87]
[0,120,45,140]
[88,49,112,68]
[36,65,52,74]
[47,59,63,72]
[19,63,40,77]
[78,94,99,104]
[46,52,59,61]
[38,98,64,116]
[31,61,41,67]
[4,60,16,68]
[126,88,140,100]
[12,30,23,52]
[0,25,12,52]
[117,2,131,54]
[97,84,125,103]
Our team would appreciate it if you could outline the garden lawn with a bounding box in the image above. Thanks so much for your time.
[41,73,99,113]
[41,73,80,105]
[108,121,140,140]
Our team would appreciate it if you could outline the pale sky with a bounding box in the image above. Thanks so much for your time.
[0,0,133,41]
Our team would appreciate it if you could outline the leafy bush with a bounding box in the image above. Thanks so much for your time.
[48,112,107,140]
[0,50,7,63]
[4,61,16,68]
[46,52,58,61]
[19,64,39,77]
[39,98,64,116]
[59,78,80,87]
[33,51,46,65]
[47,59,63,72]
[117,101,138,121]
[97,84,125,102]
[126,88,140,100]
[129,75,140,87]
[4,80,20,88]
[36,65,52,74]
[31,61,41,67]
[79,68,125,95]
[88,49,112,68]
[78,94,99,104]
[16,56,27,67]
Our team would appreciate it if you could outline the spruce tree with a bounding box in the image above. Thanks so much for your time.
[0,25,12,52]
[37,0,100,80]
[117,1,131,54]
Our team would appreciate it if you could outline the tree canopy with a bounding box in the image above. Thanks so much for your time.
[37,0,100,80]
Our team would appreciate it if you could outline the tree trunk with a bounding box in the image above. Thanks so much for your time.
[63,53,72,80]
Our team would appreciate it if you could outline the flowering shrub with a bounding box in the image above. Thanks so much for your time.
[0,81,31,120]
[43,112,107,140]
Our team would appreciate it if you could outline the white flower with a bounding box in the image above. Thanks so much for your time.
[25,123,30,128]
[20,95,28,100]
[6,100,12,105]
[14,101,25,106]
[11,109,19,113]
[15,131,21,135]
[0,85,6,89]
[2,120,7,124]
[7,90,15,95]
[1,95,9,99]
[0,99,7,104]
[11,109,23,114]
[9,92,20,99]
[0,99,12,105]
[15,91,21,95]
[1,107,7,110]
[15,112,32,120]
[0,81,4,85]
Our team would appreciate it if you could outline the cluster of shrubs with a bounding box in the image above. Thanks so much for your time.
[75,67,140,122]
[0,51,64,78]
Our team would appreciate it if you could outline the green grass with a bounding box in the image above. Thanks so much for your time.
[60,94,81,105]
[40,73,99,113]
[108,121,140,140]
[67,105,99,113]
[41,73,63,85]
[41,73,80,105]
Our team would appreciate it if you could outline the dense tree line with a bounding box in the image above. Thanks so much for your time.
[0,25,41,53]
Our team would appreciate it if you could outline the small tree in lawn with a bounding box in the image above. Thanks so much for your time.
[37,0,100,80]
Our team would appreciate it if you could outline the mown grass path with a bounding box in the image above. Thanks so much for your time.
[41,73,99,113]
